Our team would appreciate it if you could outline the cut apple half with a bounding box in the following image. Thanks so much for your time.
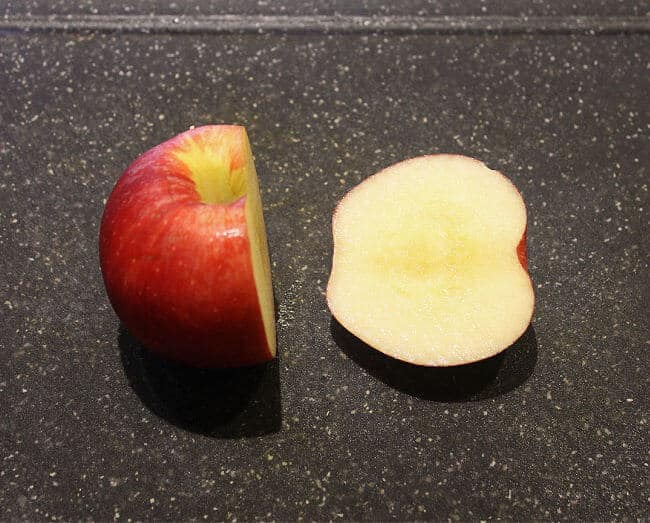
[327,155,534,367]
[99,125,275,367]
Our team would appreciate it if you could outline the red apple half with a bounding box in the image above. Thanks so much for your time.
[327,155,534,366]
[99,125,275,367]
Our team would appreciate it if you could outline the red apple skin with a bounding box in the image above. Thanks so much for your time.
[517,230,528,271]
[99,126,272,368]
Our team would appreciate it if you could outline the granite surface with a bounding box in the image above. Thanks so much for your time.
[0,22,648,522]
[1,0,648,16]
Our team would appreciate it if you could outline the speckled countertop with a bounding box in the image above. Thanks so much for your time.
[0,1,648,521]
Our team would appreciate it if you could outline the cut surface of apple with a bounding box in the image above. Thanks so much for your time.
[327,155,534,366]
[99,125,275,367]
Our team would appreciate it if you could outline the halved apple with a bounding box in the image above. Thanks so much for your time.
[327,155,534,366]
[99,125,275,367]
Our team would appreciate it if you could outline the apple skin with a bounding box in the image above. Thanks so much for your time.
[99,126,272,368]
[517,230,528,271]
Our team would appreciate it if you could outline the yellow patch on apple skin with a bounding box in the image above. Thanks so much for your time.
[173,127,247,205]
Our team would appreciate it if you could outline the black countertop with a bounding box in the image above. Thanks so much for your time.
[1,3,648,521]
[2,0,647,16]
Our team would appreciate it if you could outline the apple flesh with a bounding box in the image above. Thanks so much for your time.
[327,155,534,366]
[99,125,275,367]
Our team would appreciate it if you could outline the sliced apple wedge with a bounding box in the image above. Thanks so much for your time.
[327,155,534,367]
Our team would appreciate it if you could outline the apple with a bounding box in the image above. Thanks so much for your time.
[327,155,534,366]
[99,125,276,367]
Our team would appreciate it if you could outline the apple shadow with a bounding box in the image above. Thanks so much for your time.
[118,327,282,438]
[331,318,537,401]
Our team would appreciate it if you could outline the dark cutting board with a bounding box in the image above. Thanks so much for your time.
[0,1,647,520]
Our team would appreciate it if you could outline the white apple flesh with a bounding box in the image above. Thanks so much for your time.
[327,155,534,366]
